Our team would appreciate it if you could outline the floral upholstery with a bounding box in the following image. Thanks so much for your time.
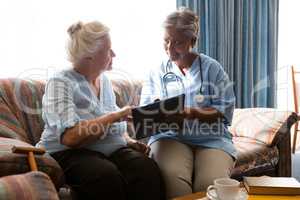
[0,171,59,200]
[231,137,279,179]
[229,108,295,146]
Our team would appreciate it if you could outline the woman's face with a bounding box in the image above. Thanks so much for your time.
[163,27,194,61]
[92,35,116,72]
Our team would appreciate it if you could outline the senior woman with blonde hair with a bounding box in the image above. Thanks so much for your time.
[140,8,236,198]
[36,21,165,200]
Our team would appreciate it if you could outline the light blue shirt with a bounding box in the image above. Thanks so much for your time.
[36,69,127,156]
[140,53,237,158]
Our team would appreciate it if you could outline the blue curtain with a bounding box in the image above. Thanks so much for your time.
[177,0,279,108]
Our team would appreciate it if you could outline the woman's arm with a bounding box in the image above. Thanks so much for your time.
[61,106,131,148]
[184,61,235,124]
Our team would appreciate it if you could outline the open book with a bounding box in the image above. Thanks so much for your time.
[132,94,185,139]
[243,176,300,195]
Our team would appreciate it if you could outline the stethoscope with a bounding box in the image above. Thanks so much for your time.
[162,56,207,104]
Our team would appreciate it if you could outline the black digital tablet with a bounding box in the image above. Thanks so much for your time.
[132,94,185,139]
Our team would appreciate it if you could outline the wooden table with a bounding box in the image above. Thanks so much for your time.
[173,192,300,200]
[172,192,206,200]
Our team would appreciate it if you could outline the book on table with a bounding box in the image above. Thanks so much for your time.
[243,176,300,195]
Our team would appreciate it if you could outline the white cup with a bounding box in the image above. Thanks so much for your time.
[206,178,240,200]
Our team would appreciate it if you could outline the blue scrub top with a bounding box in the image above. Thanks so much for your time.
[140,53,237,159]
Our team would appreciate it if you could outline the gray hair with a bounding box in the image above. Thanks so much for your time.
[67,21,110,64]
[163,7,199,41]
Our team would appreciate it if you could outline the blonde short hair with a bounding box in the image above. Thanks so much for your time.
[163,7,199,42]
[67,21,109,64]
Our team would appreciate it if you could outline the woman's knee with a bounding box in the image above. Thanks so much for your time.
[193,175,216,192]
[83,160,124,187]
[151,151,193,186]
[117,152,165,200]
[149,140,194,198]
[64,156,126,199]
[193,165,232,192]
[193,148,234,192]
[152,157,193,199]
[132,155,163,183]
[79,164,126,199]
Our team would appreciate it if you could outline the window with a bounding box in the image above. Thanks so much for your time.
[277,0,300,110]
[0,0,175,79]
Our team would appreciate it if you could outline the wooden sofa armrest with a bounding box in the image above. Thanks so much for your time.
[276,132,291,177]
[271,112,299,146]
[12,146,45,171]
[274,112,298,177]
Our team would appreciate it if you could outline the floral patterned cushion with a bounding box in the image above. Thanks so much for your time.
[0,171,59,200]
[229,108,297,146]
[231,137,279,178]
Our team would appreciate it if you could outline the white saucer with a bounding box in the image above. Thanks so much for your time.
[206,188,248,200]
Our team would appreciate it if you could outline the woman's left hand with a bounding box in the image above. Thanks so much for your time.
[127,139,151,155]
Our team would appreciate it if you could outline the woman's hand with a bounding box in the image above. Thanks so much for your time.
[126,137,151,155]
[116,106,132,121]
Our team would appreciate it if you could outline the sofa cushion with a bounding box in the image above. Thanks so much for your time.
[229,108,297,146]
[111,78,143,136]
[0,137,64,188]
[0,97,27,141]
[0,171,59,200]
[0,79,45,145]
[231,137,279,179]
[111,78,142,107]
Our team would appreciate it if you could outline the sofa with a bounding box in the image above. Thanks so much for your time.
[0,78,298,197]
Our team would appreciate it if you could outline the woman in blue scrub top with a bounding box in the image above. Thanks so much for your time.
[140,8,236,199]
